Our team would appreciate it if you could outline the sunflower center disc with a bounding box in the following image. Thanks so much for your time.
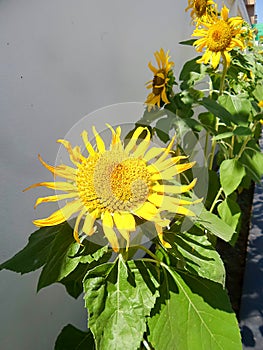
[77,149,151,213]
[207,20,232,52]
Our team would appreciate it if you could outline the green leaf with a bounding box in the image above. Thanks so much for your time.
[198,112,216,132]
[205,170,220,208]
[233,126,252,137]
[218,94,252,123]
[241,149,263,182]
[155,117,173,143]
[0,225,60,274]
[218,198,241,231]
[179,56,206,89]
[78,245,109,264]
[179,39,196,46]
[59,246,112,299]
[200,98,235,126]
[220,159,246,196]
[198,208,235,242]
[83,257,159,350]
[172,231,225,285]
[252,83,263,102]
[213,132,234,141]
[37,222,80,291]
[148,267,242,350]
[54,324,95,350]
[59,263,91,299]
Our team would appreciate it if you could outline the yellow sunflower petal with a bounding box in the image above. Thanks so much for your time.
[73,207,86,244]
[34,192,77,208]
[38,155,76,180]
[23,181,77,192]
[81,130,95,156]
[57,139,83,165]
[82,209,99,236]
[125,127,146,154]
[33,199,83,227]
[132,128,151,158]
[113,212,136,231]
[134,201,159,221]
[102,211,119,252]
[92,126,106,153]
[152,178,197,194]
[155,223,171,248]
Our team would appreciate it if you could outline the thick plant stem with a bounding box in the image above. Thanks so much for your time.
[209,54,228,170]
[219,53,228,95]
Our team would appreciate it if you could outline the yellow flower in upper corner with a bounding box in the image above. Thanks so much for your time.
[25,125,199,251]
[192,5,245,69]
[258,100,263,108]
[145,48,175,111]
[185,0,215,22]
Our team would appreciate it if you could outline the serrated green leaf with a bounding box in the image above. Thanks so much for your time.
[79,245,109,264]
[148,267,242,350]
[172,231,225,285]
[198,208,235,242]
[220,159,246,196]
[37,222,80,291]
[54,324,95,350]
[0,225,60,274]
[59,247,112,299]
[83,257,159,350]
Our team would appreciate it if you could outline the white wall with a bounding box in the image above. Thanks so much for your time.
[0,1,195,349]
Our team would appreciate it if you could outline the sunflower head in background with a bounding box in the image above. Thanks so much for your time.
[192,5,245,69]
[185,0,215,22]
[145,48,175,111]
[25,125,199,252]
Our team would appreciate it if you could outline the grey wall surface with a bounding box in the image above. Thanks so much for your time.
[0,0,194,349]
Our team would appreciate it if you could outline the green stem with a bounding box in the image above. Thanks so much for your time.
[219,52,228,95]
[209,54,228,170]
[135,245,160,262]
[230,135,235,158]
[209,119,218,170]
[204,130,209,160]
[235,136,251,160]
[210,187,224,213]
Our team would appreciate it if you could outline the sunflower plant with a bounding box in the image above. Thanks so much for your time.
[1,1,263,350]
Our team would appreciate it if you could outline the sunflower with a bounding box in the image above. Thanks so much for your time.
[185,0,215,21]
[145,48,175,111]
[25,125,199,251]
[192,5,245,69]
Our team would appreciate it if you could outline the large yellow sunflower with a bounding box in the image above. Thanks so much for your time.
[185,0,215,21]
[145,48,174,111]
[25,125,199,251]
[192,5,245,69]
